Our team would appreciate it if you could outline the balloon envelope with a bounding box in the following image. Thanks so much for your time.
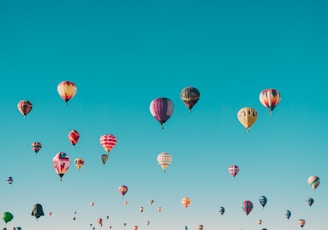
[259,88,281,115]
[306,198,314,207]
[298,219,306,228]
[31,204,44,219]
[218,206,225,216]
[157,152,172,172]
[68,130,80,146]
[259,196,267,208]
[308,176,320,190]
[118,185,128,196]
[57,81,77,105]
[180,86,200,112]
[74,158,85,170]
[237,107,258,132]
[149,97,174,129]
[32,142,42,154]
[100,154,109,165]
[17,100,32,117]
[100,134,117,153]
[285,210,291,220]
[228,164,239,177]
[52,152,71,181]
[181,197,191,208]
[2,212,13,223]
[242,200,253,216]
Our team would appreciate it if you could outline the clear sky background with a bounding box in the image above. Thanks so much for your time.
[0,0,327,229]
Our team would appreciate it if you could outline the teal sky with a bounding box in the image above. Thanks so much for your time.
[0,0,327,229]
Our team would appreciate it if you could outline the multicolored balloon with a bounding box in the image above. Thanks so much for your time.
[258,219,262,225]
[149,199,154,205]
[32,142,42,154]
[97,217,103,227]
[57,81,77,105]
[306,198,314,207]
[242,200,253,216]
[157,152,172,172]
[100,134,117,153]
[68,130,80,146]
[74,158,85,170]
[6,176,13,185]
[259,88,281,115]
[52,152,71,181]
[17,100,32,118]
[259,196,267,208]
[308,175,320,190]
[298,219,306,228]
[228,164,239,178]
[285,210,291,220]
[118,185,128,197]
[180,86,200,112]
[237,107,258,132]
[149,97,174,129]
[181,197,191,208]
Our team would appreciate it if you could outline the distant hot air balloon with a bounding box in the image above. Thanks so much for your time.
[218,206,225,216]
[149,97,174,129]
[237,107,258,132]
[259,196,267,208]
[180,86,200,112]
[298,219,306,228]
[285,210,291,220]
[140,207,144,213]
[57,81,77,105]
[119,185,128,197]
[74,158,85,170]
[308,176,320,191]
[32,142,42,154]
[6,177,13,185]
[31,204,44,220]
[228,164,239,178]
[17,100,32,118]
[149,199,154,205]
[90,201,95,206]
[198,224,204,230]
[52,152,71,181]
[258,219,262,225]
[97,218,103,227]
[306,198,314,207]
[157,206,162,212]
[100,154,109,165]
[157,152,172,172]
[133,225,138,230]
[146,220,150,225]
[123,201,128,206]
[100,134,117,153]
[48,211,52,216]
[2,212,13,224]
[181,197,191,208]
[259,88,281,115]
[242,200,253,216]
[68,130,80,146]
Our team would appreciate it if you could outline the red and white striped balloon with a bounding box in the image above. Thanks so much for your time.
[228,164,239,178]
[100,134,117,153]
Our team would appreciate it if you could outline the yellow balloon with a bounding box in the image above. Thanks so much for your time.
[237,107,258,132]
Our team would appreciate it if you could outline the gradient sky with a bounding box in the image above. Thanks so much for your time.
[0,0,327,229]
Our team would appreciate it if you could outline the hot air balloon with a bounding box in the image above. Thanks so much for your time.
[90,201,95,206]
[157,152,172,172]
[242,200,253,216]
[52,152,71,181]
[32,142,42,154]
[218,206,225,216]
[149,97,174,129]
[146,220,150,225]
[259,196,267,208]
[100,134,117,153]
[68,130,80,146]
[258,219,262,225]
[228,164,239,178]
[6,177,13,185]
[119,185,128,197]
[57,81,77,105]
[17,100,32,118]
[308,176,320,190]
[74,158,85,170]
[123,201,128,205]
[237,107,258,132]
[298,219,306,228]
[180,86,200,113]
[31,204,44,220]
[157,206,162,212]
[100,154,109,165]
[259,88,281,115]
[198,224,204,230]
[133,225,138,230]
[285,210,291,220]
[97,218,103,227]
[140,207,144,213]
[48,211,52,216]
[181,197,191,208]
[306,198,314,207]
[149,199,154,205]
[2,212,13,224]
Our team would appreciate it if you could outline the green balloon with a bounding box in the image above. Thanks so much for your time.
[2,212,13,223]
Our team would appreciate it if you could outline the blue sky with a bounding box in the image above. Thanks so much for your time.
[0,0,327,229]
